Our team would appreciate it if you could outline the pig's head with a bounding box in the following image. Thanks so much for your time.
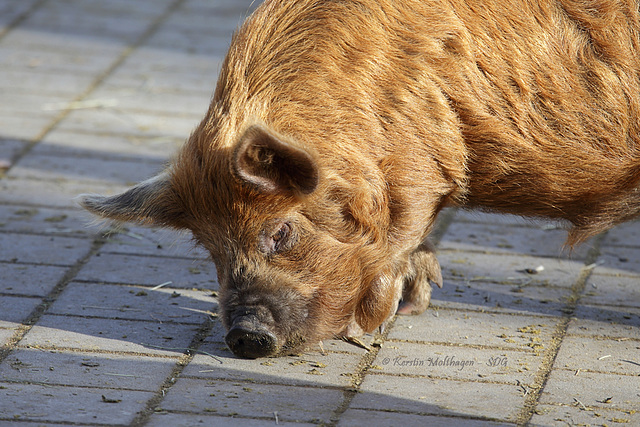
[79,122,412,358]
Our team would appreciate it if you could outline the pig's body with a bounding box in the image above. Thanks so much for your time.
[81,0,640,358]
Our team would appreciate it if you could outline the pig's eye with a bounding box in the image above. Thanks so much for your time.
[259,221,293,255]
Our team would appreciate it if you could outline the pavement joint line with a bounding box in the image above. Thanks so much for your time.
[383,338,546,353]
[0,0,48,40]
[515,232,607,426]
[15,345,184,360]
[35,312,207,326]
[343,407,515,425]
[0,378,152,394]
[128,316,222,426]
[6,0,189,173]
[364,370,532,386]
[324,212,459,425]
[0,237,106,363]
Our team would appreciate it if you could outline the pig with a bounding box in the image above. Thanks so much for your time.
[79,0,640,358]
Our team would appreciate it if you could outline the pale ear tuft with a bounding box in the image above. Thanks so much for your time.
[77,172,182,227]
[232,125,319,196]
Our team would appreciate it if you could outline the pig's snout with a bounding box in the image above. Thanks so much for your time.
[225,315,278,359]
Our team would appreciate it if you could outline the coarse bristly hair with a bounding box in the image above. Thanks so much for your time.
[80,0,640,356]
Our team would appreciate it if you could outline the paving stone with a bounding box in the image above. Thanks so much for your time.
[439,222,592,259]
[372,342,540,384]
[602,219,640,248]
[567,305,640,338]
[159,377,344,423]
[99,225,207,259]
[538,369,640,411]
[20,314,200,356]
[0,348,176,391]
[453,211,549,227]
[0,295,42,326]
[430,279,571,316]
[337,408,512,427]
[48,282,217,324]
[530,404,640,427]
[0,114,57,141]
[0,328,17,346]
[553,335,640,376]
[9,151,164,185]
[0,177,127,208]
[38,130,181,159]
[0,139,28,162]
[0,68,95,96]
[350,374,524,422]
[0,263,67,296]
[0,382,153,425]
[595,247,640,276]
[0,232,92,265]
[0,44,121,75]
[438,250,585,288]
[390,311,559,351]
[182,347,361,387]
[147,412,316,426]
[0,205,93,236]
[76,252,218,289]
[55,108,200,139]
[581,273,640,309]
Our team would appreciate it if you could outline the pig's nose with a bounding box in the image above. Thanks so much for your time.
[225,326,277,359]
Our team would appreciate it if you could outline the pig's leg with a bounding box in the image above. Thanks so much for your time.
[397,240,443,315]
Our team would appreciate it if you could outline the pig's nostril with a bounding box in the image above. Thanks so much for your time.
[225,326,277,359]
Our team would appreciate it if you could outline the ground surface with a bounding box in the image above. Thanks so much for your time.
[0,1,639,426]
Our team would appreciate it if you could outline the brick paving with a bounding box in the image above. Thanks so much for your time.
[0,1,638,426]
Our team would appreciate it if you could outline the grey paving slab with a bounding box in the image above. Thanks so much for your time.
[0,177,127,208]
[596,246,640,276]
[182,348,361,387]
[0,262,67,296]
[147,412,316,426]
[0,327,17,346]
[0,139,28,162]
[8,151,164,185]
[0,232,92,265]
[439,222,592,259]
[372,342,540,384]
[430,279,571,316]
[55,108,200,139]
[0,205,93,236]
[48,282,216,324]
[553,335,640,376]
[350,374,524,422]
[438,250,585,288]
[391,311,559,351]
[337,408,512,427]
[530,404,640,426]
[99,225,207,259]
[19,314,200,356]
[0,348,176,391]
[602,219,640,247]
[538,369,640,410]
[0,382,153,425]
[159,377,344,423]
[581,273,640,309]
[567,305,640,338]
[0,114,58,141]
[76,252,217,289]
[38,130,181,159]
[0,295,42,326]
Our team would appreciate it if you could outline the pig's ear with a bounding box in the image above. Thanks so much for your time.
[77,171,183,227]
[233,125,319,196]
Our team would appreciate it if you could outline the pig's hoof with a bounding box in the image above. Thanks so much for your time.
[225,326,277,359]
[398,241,442,316]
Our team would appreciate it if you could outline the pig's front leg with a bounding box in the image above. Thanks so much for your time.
[397,240,443,315]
